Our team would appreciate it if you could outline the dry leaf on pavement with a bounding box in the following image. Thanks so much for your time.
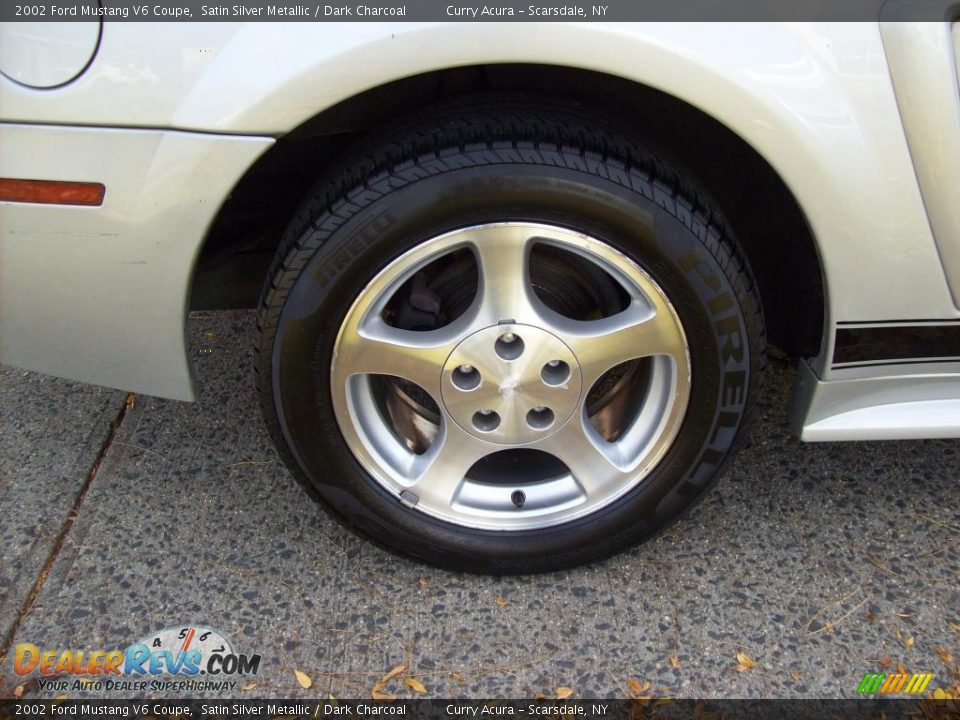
[555,687,574,699]
[404,677,427,694]
[294,670,312,689]
[734,651,757,672]
[668,653,681,669]
[933,647,954,665]
[495,596,508,607]
[372,664,407,700]
[628,678,651,699]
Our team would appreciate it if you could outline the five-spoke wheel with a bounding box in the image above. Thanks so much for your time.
[256,101,764,572]
[331,223,691,530]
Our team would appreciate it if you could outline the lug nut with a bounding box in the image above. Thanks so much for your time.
[452,364,481,390]
[541,360,571,386]
[495,332,525,360]
[472,410,501,432]
[526,406,555,430]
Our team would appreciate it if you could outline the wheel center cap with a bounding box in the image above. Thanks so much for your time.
[440,324,583,445]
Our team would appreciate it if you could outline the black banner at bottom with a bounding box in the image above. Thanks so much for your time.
[1,699,959,720]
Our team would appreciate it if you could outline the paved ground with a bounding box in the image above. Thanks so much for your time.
[1,310,958,700]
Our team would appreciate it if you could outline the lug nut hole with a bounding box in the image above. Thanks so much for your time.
[452,365,481,390]
[472,410,501,432]
[541,360,571,386]
[526,406,555,430]
[495,333,524,360]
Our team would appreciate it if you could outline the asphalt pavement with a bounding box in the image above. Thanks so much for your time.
[1,310,958,699]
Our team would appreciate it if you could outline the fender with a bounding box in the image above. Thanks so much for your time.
[0,22,955,400]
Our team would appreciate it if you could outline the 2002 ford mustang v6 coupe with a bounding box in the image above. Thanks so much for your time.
[1,18,959,572]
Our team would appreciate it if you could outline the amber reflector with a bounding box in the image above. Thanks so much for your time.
[0,178,105,206]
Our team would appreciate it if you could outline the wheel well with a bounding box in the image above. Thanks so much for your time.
[191,64,824,358]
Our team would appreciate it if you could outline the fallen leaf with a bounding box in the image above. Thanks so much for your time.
[495,596,508,607]
[825,621,835,634]
[533,693,547,700]
[125,393,136,409]
[294,670,312,689]
[627,678,650,695]
[933,688,949,700]
[948,620,960,633]
[903,636,915,650]
[404,677,427,694]
[240,680,258,691]
[789,670,803,682]
[450,672,466,682]
[879,657,893,669]
[12,686,24,699]
[418,577,429,588]
[933,647,954,665]
[668,653,681,669]
[372,664,407,700]
[896,662,907,674]
[381,665,407,682]
[866,612,878,623]
[734,651,757,672]
[555,687,574,699]
[54,694,69,701]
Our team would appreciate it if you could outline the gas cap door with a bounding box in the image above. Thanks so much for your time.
[0,20,101,89]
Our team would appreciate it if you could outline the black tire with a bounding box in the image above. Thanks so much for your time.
[256,98,766,574]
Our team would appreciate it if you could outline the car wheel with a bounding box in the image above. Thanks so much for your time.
[256,99,766,573]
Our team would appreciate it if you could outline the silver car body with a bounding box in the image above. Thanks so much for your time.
[1,21,959,440]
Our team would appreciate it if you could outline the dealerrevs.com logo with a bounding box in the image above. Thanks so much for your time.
[13,625,261,693]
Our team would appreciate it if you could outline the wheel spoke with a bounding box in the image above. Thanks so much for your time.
[407,422,493,510]
[556,300,687,388]
[469,226,543,325]
[329,221,694,531]
[535,415,630,500]
[334,317,458,398]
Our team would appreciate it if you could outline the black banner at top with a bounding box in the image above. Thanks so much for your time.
[1,0,958,22]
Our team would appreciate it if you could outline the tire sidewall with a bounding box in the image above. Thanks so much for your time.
[270,162,753,572]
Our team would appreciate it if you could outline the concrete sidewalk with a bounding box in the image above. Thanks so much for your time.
[1,310,958,699]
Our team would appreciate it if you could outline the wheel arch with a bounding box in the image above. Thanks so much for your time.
[191,63,825,359]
